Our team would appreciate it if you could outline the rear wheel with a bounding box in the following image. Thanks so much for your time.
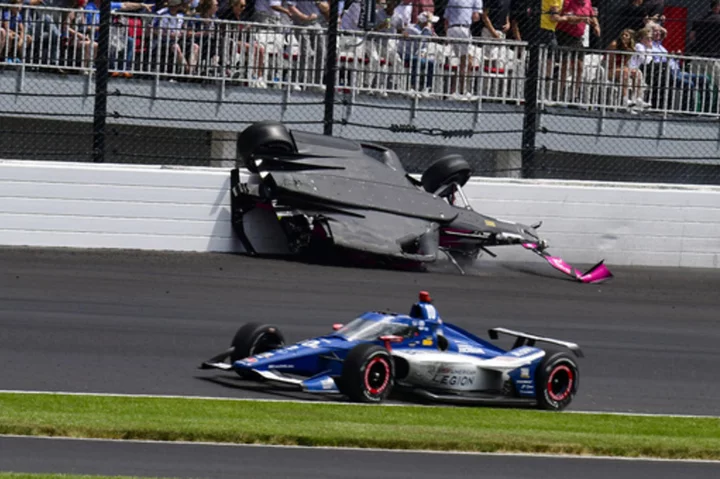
[421,155,472,195]
[229,322,286,368]
[535,349,579,411]
[340,343,394,403]
[237,121,295,173]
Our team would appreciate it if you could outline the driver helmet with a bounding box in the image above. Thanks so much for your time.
[409,291,441,324]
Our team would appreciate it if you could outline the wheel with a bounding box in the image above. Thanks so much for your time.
[420,155,472,194]
[237,121,296,173]
[535,349,579,411]
[229,322,286,366]
[340,343,394,403]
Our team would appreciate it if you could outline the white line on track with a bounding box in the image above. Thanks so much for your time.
[1,389,718,419]
[2,434,719,464]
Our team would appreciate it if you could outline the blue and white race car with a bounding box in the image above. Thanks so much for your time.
[200,292,583,410]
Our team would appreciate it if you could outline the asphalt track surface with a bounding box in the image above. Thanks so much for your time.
[3,436,719,479]
[1,246,720,415]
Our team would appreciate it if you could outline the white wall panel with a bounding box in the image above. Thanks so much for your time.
[1,160,719,269]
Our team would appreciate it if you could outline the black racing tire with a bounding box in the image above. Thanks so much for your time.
[340,343,394,403]
[229,322,286,366]
[420,155,472,194]
[237,121,296,173]
[535,349,580,411]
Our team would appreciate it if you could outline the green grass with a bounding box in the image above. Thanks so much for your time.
[1,392,719,460]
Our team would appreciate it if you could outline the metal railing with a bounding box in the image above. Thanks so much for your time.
[540,46,720,117]
[3,2,720,120]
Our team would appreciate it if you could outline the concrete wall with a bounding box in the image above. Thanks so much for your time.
[1,159,719,268]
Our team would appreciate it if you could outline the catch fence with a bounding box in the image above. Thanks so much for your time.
[1,1,719,184]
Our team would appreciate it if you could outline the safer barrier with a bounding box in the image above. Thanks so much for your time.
[1,159,719,268]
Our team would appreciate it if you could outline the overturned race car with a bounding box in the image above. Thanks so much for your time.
[230,121,612,284]
[200,291,583,411]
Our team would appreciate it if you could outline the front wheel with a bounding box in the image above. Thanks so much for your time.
[340,343,394,403]
[535,349,579,411]
[229,322,285,366]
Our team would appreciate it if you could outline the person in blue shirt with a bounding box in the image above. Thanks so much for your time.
[2,0,33,63]
[81,0,153,74]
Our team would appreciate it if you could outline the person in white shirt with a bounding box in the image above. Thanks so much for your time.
[444,0,483,96]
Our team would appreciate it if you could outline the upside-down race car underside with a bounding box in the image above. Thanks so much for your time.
[229,121,613,284]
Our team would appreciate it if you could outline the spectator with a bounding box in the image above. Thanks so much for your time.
[509,0,530,42]
[480,0,510,42]
[80,0,153,75]
[411,0,434,24]
[252,0,292,24]
[643,21,711,111]
[219,0,267,86]
[2,0,33,62]
[188,0,221,74]
[607,27,649,110]
[286,0,323,87]
[538,0,570,101]
[688,0,720,94]
[444,0,483,97]
[63,0,99,69]
[399,10,438,95]
[152,0,198,75]
[555,0,598,102]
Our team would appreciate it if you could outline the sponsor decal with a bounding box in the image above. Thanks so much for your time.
[244,357,258,363]
[301,340,321,349]
[256,352,274,359]
[485,219,496,227]
[520,367,530,378]
[433,374,475,387]
[268,364,295,369]
[457,343,485,354]
[321,377,335,390]
[509,346,536,357]
[515,379,533,385]
[422,338,433,346]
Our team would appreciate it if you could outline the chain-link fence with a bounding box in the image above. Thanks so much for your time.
[1,0,719,184]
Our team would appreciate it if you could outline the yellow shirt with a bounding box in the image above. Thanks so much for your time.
[540,0,564,31]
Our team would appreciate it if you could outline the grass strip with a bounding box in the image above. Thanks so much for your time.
[1,392,719,460]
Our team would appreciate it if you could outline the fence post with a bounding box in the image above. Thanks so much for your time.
[323,0,340,135]
[92,0,112,163]
[521,1,541,178]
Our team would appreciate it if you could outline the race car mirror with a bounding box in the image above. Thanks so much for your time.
[333,323,344,331]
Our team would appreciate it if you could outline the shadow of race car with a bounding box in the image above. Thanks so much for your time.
[230,121,612,283]
[200,291,583,411]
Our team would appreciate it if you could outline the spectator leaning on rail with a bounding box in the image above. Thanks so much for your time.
[555,0,599,103]
[444,0,483,99]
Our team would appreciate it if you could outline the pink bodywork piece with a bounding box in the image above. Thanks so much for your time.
[522,243,613,284]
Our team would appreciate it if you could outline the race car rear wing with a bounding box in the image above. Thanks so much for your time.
[488,327,584,358]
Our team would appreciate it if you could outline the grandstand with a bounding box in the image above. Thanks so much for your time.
[1,0,718,184]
